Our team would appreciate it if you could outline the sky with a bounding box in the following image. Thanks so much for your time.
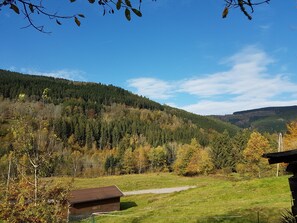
[1,0,297,115]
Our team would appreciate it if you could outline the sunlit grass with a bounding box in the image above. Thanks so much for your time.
[52,172,223,191]
[60,173,292,223]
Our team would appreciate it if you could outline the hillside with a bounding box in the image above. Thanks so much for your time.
[214,106,297,133]
[0,69,241,178]
[0,69,238,136]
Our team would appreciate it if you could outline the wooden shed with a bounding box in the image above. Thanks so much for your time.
[68,185,123,219]
[263,149,297,219]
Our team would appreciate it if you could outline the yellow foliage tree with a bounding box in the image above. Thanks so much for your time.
[284,121,297,150]
[174,139,214,176]
[134,145,150,174]
[186,148,214,176]
[241,131,272,178]
[123,148,137,174]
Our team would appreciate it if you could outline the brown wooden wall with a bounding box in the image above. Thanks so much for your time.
[69,197,121,217]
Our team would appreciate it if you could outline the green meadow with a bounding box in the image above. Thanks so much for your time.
[62,173,292,223]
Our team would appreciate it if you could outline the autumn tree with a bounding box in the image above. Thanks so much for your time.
[239,131,272,177]
[174,144,195,176]
[122,148,137,174]
[186,148,214,176]
[10,116,40,205]
[148,146,167,172]
[174,139,213,176]
[0,179,71,223]
[0,101,71,222]
[134,145,150,174]
[284,121,297,150]
[70,150,82,177]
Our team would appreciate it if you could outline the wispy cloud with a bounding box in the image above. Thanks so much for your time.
[259,24,272,30]
[11,68,87,82]
[127,77,173,100]
[181,99,297,116]
[179,46,294,100]
[127,46,297,115]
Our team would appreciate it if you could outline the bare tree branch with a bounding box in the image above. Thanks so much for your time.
[223,0,270,20]
[1,0,272,32]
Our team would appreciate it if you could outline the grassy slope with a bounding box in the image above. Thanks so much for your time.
[58,173,292,223]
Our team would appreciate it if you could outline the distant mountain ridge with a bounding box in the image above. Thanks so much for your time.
[214,105,297,133]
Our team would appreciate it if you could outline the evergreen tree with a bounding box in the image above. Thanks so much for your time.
[210,130,233,170]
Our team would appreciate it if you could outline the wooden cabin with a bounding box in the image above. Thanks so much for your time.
[68,185,123,219]
[263,149,297,219]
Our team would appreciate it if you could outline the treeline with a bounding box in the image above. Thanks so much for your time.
[0,99,212,178]
[0,99,287,180]
[0,69,163,110]
[215,106,297,133]
[0,69,239,134]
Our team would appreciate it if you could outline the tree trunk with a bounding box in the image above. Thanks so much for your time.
[6,156,11,195]
[34,165,38,206]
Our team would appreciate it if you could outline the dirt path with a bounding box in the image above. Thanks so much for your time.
[123,186,196,196]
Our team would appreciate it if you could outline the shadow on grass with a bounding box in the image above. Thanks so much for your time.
[121,201,137,210]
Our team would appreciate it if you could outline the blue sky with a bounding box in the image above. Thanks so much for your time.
[1,0,297,115]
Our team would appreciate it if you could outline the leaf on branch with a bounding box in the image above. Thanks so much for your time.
[125,8,131,21]
[56,19,62,25]
[10,4,20,14]
[132,8,142,17]
[125,0,132,7]
[78,14,85,18]
[222,7,228,18]
[88,0,95,3]
[74,17,81,26]
[29,3,34,13]
[116,0,122,10]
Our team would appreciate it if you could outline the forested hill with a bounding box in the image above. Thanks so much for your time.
[0,69,163,110]
[214,106,297,133]
[0,69,242,179]
[0,69,238,137]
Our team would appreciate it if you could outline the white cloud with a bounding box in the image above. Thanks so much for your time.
[8,66,16,71]
[181,100,297,116]
[128,46,297,115]
[177,46,297,114]
[17,68,87,82]
[127,77,173,100]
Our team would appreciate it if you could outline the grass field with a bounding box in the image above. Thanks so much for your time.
[63,173,292,223]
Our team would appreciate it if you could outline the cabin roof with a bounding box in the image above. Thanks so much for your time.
[68,185,123,205]
[263,149,297,164]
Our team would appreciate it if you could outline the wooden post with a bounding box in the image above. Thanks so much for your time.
[276,133,283,177]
